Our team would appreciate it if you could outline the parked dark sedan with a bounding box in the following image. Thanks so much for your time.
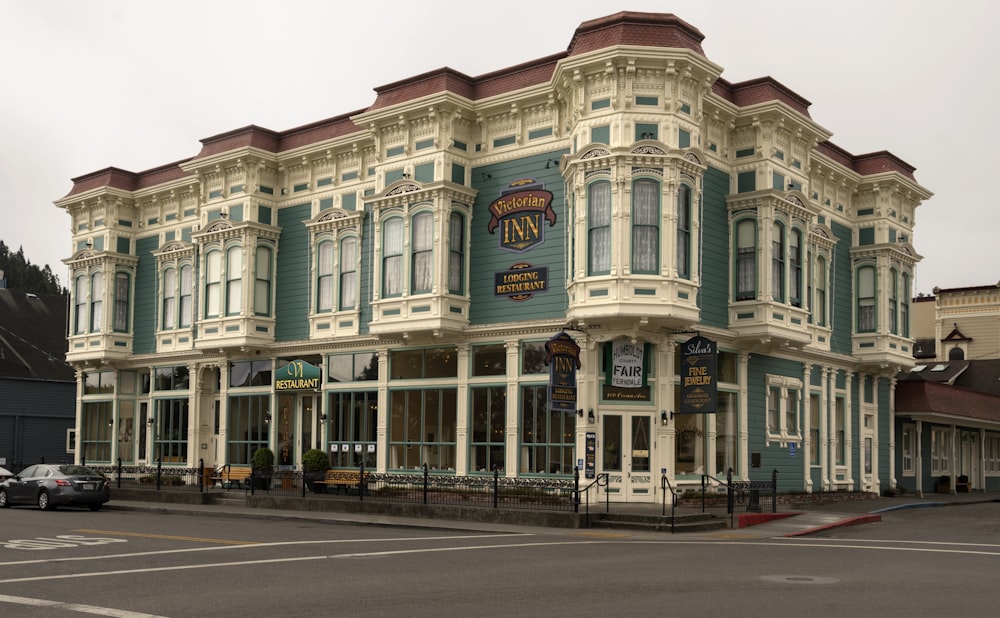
[0,464,110,511]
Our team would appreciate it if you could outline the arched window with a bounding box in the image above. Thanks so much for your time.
[90,272,103,332]
[815,255,827,326]
[857,266,876,332]
[588,181,611,275]
[254,246,272,316]
[949,347,965,360]
[225,246,242,315]
[789,229,802,307]
[205,250,222,318]
[316,240,334,312]
[74,275,87,334]
[382,217,403,297]
[735,219,756,301]
[448,212,464,294]
[632,179,659,274]
[771,222,785,302]
[340,237,357,310]
[411,211,433,293]
[676,184,691,279]
[162,268,177,329]
[179,265,193,327]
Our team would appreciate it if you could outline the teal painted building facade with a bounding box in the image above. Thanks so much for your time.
[55,12,931,501]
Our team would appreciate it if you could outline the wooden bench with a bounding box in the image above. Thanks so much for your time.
[211,465,252,490]
[313,469,368,495]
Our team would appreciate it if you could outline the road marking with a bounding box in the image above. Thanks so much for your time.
[573,531,631,538]
[787,537,1000,548]
[0,593,166,617]
[75,529,258,545]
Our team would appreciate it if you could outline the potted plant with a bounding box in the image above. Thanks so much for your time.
[302,448,330,493]
[251,447,275,490]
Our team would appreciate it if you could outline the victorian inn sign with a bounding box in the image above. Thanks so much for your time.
[57,12,930,501]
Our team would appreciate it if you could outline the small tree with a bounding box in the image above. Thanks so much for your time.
[302,449,330,473]
[251,447,275,471]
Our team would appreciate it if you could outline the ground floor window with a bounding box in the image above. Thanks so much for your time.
[227,395,269,465]
[986,435,1000,475]
[470,385,506,473]
[329,390,377,468]
[389,388,457,471]
[154,398,189,464]
[673,389,738,477]
[714,392,738,477]
[809,393,821,466]
[520,384,575,475]
[931,427,951,474]
[81,401,113,463]
[901,424,915,476]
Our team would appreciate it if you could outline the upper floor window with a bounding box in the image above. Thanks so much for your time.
[205,250,222,318]
[411,211,433,294]
[735,219,756,301]
[162,264,193,329]
[382,217,403,297]
[448,212,465,294]
[90,271,103,332]
[253,245,272,316]
[789,229,802,307]
[588,181,611,275]
[889,268,899,335]
[814,255,827,326]
[857,265,876,333]
[631,179,659,274]
[901,273,911,337]
[317,240,334,312]
[340,237,358,310]
[163,268,177,329]
[771,222,785,302]
[676,184,691,279]
[113,272,130,333]
[74,275,87,334]
[225,246,242,316]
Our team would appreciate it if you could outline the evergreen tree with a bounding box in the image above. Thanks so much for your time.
[0,240,67,295]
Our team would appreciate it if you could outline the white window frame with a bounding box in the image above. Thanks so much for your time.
[901,424,915,476]
[765,375,803,443]
[931,427,951,475]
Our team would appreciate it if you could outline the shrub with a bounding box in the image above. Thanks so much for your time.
[251,447,275,471]
[302,449,329,473]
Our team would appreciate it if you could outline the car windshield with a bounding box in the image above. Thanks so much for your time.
[57,465,101,477]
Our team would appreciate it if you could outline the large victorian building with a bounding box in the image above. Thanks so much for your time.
[55,12,930,501]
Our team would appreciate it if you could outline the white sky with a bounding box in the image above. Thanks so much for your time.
[2,0,996,296]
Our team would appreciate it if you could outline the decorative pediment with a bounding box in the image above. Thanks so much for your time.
[580,146,611,159]
[307,207,363,234]
[204,220,233,233]
[631,144,666,156]
[385,182,422,196]
[943,323,971,342]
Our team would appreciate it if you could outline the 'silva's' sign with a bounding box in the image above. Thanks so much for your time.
[680,335,717,413]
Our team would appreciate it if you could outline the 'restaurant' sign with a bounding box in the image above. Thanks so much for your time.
[680,336,717,413]
[275,359,321,391]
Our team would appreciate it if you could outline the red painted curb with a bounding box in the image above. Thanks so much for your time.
[738,512,801,528]
[783,514,882,537]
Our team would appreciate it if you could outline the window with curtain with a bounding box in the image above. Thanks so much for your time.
[162,267,177,329]
[785,389,798,434]
[810,394,821,465]
[857,266,876,332]
[789,229,802,306]
[767,387,780,433]
[114,272,130,332]
[317,241,334,312]
[676,184,691,278]
[205,250,221,318]
[448,212,464,294]
[735,219,756,301]
[225,247,242,315]
[383,217,403,297]
[90,271,103,331]
[340,237,357,310]
[835,398,845,465]
[631,179,659,274]
[178,265,192,328]
[254,246,271,316]
[901,273,910,337]
[771,222,785,302]
[815,255,827,326]
[889,268,898,335]
[74,275,87,334]
[411,211,433,293]
[588,181,611,275]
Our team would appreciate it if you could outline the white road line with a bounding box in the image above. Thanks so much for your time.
[784,537,1000,548]
[0,593,167,617]
[0,540,602,584]
[0,533,532,566]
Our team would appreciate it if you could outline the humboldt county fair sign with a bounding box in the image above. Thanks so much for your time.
[680,336,718,413]
[275,359,321,391]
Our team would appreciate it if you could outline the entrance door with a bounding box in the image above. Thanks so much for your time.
[602,413,654,501]
[960,431,979,489]
[276,393,321,468]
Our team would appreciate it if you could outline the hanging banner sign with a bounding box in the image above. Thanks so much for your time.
[611,341,645,388]
[680,336,718,413]
[274,359,321,391]
[544,331,581,412]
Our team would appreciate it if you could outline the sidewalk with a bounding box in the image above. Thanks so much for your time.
[103,490,999,539]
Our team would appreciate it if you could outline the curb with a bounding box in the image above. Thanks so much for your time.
[783,513,882,537]
[738,512,800,528]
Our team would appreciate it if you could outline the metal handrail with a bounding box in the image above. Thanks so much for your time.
[660,473,681,533]
[574,471,609,528]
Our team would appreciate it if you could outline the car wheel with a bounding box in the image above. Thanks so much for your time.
[37,490,55,511]
[88,504,102,512]
[0,489,9,508]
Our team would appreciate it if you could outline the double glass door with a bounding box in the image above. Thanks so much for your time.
[603,413,653,501]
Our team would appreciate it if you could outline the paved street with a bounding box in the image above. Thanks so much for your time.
[1,497,999,617]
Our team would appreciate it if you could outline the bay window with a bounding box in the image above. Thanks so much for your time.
[90,271,103,331]
[448,212,464,294]
[253,245,272,316]
[676,184,691,279]
[340,237,357,310]
[588,181,611,275]
[771,222,784,302]
[382,217,403,297]
[631,179,659,274]
[735,219,756,300]
[411,211,433,293]
[857,265,876,332]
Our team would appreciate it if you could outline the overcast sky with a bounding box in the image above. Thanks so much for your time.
[2,0,996,296]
